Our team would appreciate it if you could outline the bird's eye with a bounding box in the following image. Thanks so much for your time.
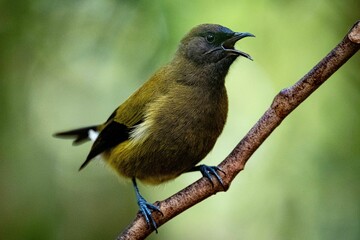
[206,34,215,43]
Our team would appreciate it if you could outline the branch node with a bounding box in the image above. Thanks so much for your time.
[271,88,292,118]
[348,20,360,44]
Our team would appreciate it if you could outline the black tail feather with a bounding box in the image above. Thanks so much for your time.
[54,125,99,145]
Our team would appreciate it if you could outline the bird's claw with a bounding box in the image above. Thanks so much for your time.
[137,195,162,233]
[198,165,225,189]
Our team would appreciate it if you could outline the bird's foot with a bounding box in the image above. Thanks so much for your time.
[193,164,225,189]
[132,178,163,233]
[136,194,163,233]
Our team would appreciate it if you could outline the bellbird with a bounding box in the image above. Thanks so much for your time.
[54,24,254,232]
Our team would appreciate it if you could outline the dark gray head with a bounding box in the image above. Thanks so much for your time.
[178,24,254,65]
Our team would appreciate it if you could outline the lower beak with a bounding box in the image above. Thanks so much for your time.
[222,32,255,60]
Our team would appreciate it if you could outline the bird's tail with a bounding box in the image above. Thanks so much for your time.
[53,125,99,145]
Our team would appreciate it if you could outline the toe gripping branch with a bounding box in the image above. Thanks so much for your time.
[189,164,226,189]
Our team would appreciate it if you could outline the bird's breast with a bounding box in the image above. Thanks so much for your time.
[134,84,227,145]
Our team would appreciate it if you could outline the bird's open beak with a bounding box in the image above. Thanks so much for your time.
[222,32,255,60]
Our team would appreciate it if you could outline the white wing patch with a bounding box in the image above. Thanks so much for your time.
[128,95,167,146]
[88,129,99,142]
[129,118,153,144]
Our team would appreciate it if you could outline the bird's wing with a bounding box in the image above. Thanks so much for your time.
[79,120,130,170]
[111,66,170,127]
[80,68,169,169]
[79,101,146,170]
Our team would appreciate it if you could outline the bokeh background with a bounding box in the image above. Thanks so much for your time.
[0,0,359,239]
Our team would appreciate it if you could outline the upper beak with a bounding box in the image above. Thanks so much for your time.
[222,32,255,60]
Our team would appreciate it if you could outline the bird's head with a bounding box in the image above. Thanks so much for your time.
[177,24,254,65]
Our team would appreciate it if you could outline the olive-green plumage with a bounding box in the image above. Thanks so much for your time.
[55,23,254,183]
[108,65,228,184]
[55,23,254,230]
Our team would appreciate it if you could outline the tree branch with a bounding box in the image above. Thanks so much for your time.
[117,20,360,240]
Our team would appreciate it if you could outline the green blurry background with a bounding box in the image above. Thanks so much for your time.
[0,0,359,239]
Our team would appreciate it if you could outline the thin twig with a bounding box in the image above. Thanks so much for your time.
[117,20,360,240]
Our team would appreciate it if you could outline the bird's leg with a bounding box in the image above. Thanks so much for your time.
[187,165,226,189]
[132,178,162,233]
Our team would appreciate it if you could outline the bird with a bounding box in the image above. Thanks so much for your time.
[54,23,254,232]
